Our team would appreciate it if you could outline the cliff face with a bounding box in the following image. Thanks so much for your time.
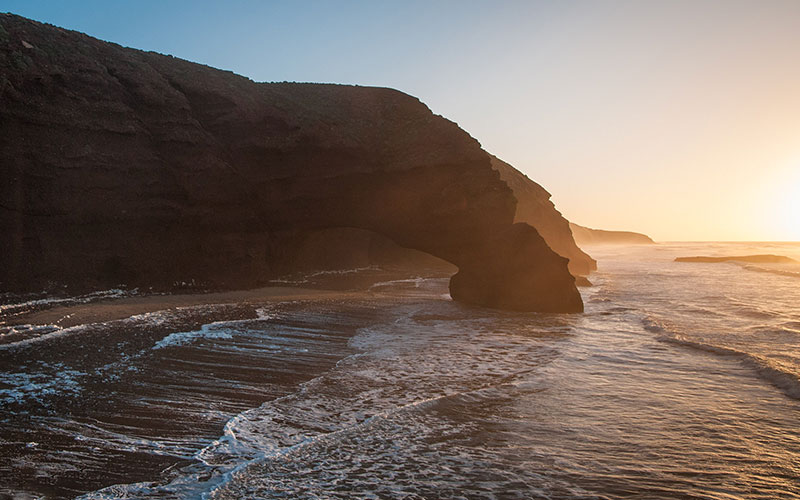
[490,157,596,276]
[569,223,655,245]
[0,14,582,312]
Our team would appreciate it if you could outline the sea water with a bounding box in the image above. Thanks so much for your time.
[1,242,799,499]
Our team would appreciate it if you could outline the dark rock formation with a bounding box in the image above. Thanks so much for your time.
[675,255,796,264]
[490,156,596,276]
[569,223,655,245]
[0,14,582,312]
[271,227,455,274]
[449,223,584,312]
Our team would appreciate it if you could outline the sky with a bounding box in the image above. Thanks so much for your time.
[5,0,800,241]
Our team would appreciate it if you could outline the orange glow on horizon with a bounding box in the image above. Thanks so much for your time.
[774,166,800,241]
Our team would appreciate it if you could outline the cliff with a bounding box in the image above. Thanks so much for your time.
[490,156,596,276]
[0,14,582,312]
[569,223,655,245]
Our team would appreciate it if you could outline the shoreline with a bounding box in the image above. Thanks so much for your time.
[10,286,360,328]
[0,287,377,498]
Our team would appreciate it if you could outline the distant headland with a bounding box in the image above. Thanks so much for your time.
[569,223,655,245]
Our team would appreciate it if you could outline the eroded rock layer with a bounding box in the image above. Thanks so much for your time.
[490,156,596,276]
[0,14,582,312]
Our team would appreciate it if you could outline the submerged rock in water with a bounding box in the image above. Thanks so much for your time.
[0,14,581,313]
[675,255,797,264]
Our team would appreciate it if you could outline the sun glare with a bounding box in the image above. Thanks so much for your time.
[777,168,800,241]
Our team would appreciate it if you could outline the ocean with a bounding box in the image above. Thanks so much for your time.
[1,242,799,499]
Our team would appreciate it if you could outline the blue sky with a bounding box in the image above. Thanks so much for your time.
[3,1,538,84]
[5,1,800,240]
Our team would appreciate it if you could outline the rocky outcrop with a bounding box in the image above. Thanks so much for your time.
[450,223,584,312]
[0,14,583,312]
[490,156,596,276]
[569,223,655,245]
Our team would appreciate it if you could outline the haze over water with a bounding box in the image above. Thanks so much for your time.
[2,242,799,498]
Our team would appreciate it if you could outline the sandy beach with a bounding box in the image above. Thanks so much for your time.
[0,286,382,498]
[9,286,358,328]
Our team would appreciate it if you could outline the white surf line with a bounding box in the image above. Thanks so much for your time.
[0,302,270,351]
[200,372,538,498]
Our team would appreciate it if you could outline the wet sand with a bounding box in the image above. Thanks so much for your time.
[12,286,358,328]
[0,289,383,498]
